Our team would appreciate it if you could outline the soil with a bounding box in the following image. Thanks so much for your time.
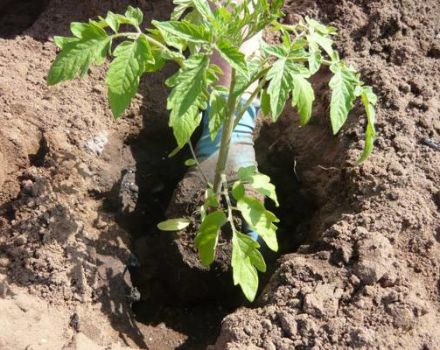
[0,0,439,350]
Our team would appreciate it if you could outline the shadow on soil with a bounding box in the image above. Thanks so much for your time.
[98,67,318,348]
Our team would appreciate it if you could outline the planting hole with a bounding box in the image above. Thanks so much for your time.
[107,99,318,348]
[0,0,49,38]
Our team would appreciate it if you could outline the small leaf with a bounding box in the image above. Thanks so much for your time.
[152,20,211,43]
[265,59,308,121]
[192,0,214,20]
[266,58,291,121]
[53,36,78,49]
[305,17,337,35]
[237,165,257,180]
[48,23,110,85]
[329,62,360,134]
[125,6,143,26]
[194,211,227,266]
[357,86,377,163]
[231,57,261,100]
[105,11,120,32]
[260,89,271,116]
[290,74,315,126]
[250,174,279,206]
[169,104,204,148]
[70,22,91,38]
[184,158,197,166]
[308,41,322,74]
[106,35,153,118]
[232,181,245,201]
[167,54,209,147]
[237,166,279,206]
[171,0,193,20]
[307,32,334,58]
[237,196,279,252]
[204,188,219,208]
[216,38,248,76]
[157,218,191,231]
[149,28,186,52]
[231,231,266,302]
[145,47,167,73]
[261,42,289,58]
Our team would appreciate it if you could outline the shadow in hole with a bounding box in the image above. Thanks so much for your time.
[255,123,317,254]
[0,0,50,38]
[85,224,149,349]
[100,61,231,347]
[103,63,322,349]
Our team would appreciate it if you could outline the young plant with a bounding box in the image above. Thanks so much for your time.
[47,0,377,301]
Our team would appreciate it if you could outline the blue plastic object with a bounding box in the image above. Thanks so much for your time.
[196,94,260,241]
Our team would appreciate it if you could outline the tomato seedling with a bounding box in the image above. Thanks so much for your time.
[47,0,376,301]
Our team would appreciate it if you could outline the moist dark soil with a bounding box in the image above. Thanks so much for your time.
[0,0,439,349]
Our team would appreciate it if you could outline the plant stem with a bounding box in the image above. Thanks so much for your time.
[233,77,266,129]
[213,69,238,195]
[221,174,237,233]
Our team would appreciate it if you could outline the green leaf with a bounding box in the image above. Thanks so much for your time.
[260,89,271,116]
[231,231,266,302]
[192,0,214,20]
[266,58,295,121]
[208,90,227,140]
[145,47,167,73]
[329,62,360,134]
[53,36,78,49]
[308,41,322,74]
[236,196,279,252]
[70,22,92,38]
[148,28,186,52]
[232,181,245,201]
[231,57,261,100]
[194,211,227,266]
[157,218,191,231]
[168,53,209,116]
[184,158,197,166]
[357,86,377,163]
[307,32,334,58]
[48,23,110,85]
[216,38,248,76]
[305,17,337,35]
[170,105,203,148]
[152,20,211,43]
[290,74,315,126]
[171,0,193,20]
[105,11,120,32]
[261,42,289,58]
[168,54,209,147]
[125,6,143,26]
[237,165,258,180]
[105,35,153,118]
[237,166,279,206]
[250,174,279,206]
[204,188,219,208]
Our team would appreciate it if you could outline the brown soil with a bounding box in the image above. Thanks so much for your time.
[0,0,439,350]
[212,0,440,349]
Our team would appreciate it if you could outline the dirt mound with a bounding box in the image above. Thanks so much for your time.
[211,0,440,349]
[0,0,439,349]
[0,0,210,348]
